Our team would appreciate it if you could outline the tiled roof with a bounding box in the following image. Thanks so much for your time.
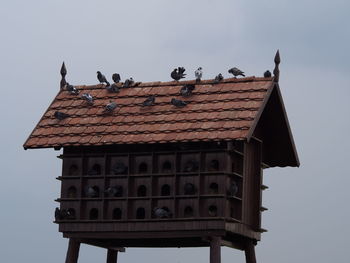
[23,77,274,149]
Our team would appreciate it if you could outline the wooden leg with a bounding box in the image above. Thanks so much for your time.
[106,249,118,263]
[210,236,221,263]
[244,240,256,263]
[65,238,80,263]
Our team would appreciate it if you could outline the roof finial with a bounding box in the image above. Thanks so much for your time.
[273,50,280,83]
[60,62,67,90]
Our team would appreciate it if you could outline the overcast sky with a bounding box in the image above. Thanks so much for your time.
[1,0,349,262]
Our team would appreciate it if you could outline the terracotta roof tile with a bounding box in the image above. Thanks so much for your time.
[23,77,274,148]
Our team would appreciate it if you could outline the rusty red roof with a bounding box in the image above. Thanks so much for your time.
[24,77,274,149]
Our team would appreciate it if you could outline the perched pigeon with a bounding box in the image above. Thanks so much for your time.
[228,67,245,78]
[180,84,195,97]
[183,159,199,172]
[105,185,123,197]
[65,83,79,95]
[213,73,224,84]
[227,181,238,197]
[195,67,203,82]
[153,207,172,218]
[142,95,156,106]
[184,182,196,195]
[112,73,121,83]
[55,207,62,221]
[171,67,186,81]
[97,71,110,86]
[106,83,120,93]
[112,162,128,175]
[66,208,76,220]
[86,186,99,198]
[54,111,70,120]
[81,93,94,105]
[123,77,134,88]
[104,101,117,113]
[88,164,101,175]
[171,98,187,107]
[264,70,272,78]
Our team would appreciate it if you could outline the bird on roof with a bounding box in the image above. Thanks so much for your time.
[142,95,156,106]
[153,207,172,218]
[195,67,203,82]
[54,111,70,120]
[213,73,224,84]
[184,182,196,195]
[112,73,121,83]
[97,71,110,86]
[106,83,120,93]
[123,77,134,88]
[81,93,94,105]
[104,101,117,113]
[171,67,186,81]
[105,185,123,197]
[180,84,195,97]
[227,181,238,197]
[65,83,79,95]
[228,67,245,78]
[264,70,272,78]
[171,98,187,107]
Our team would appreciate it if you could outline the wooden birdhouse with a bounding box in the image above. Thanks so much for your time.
[23,51,299,263]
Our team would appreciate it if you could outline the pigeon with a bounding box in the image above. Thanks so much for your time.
[66,208,76,220]
[153,207,172,218]
[142,95,156,106]
[112,162,128,175]
[195,67,203,82]
[81,93,94,105]
[184,183,196,195]
[65,83,79,95]
[171,67,186,81]
[213,73,224,84]
[54,111,70,120]
[86,186,99,198]
[103,101,117,113]
[97,71,110,86]
[228,67,245,78]
[171,98,187,107]
[183,159,199,172]
[264,70,272,78]
[227,181,238,197]
[55,207,62,221]
[180,84,195,97]
[112,73,121,83]
[87,164,101,175]
[123,78,134,88]
[105,185,123,197]
[106,83,120,93]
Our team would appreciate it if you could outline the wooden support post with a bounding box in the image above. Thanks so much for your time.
[244,240,256,263]
[106,249,118,263]
[65,239,80,263]
[210,236,221,263]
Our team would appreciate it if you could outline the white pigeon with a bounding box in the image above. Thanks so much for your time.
[195,67,203,82]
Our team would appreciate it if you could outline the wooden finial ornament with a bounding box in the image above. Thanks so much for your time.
[273,50,280,83]
[60,62,67,90]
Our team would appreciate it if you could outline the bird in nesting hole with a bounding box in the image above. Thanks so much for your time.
[228,67,245,78]
[195,67,203,82]
[184,182,196,195]
[227,181,238,197]
[86,186,99,198]
[105,185,123,197]
[153,207,172,218]
[112,162,128,175]
[97,71,110,86]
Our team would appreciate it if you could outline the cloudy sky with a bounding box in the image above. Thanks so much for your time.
[1,0,349,262]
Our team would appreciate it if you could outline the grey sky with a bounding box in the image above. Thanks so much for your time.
[1,0,349,262]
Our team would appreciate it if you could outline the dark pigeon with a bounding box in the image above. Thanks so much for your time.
[183,159,199,172]
[184,183,196,195]
[112,162,128,175]
[195,67,203,82]
[55,207,62,221]
[86,186,99,198]
[123,78,134,88]
[81,93,94,105]
[105,185,123,197]
[180,84,195,97]
[228,67,245,78]
[97,71,110,86]
[171,67,186,81]
[104,101,117,113]
[66,208,76,220]
[153,207,172,218]
[171,98,187,107]
[264,70,272,78]
[213,73,224,84]
[142,95,156,106]
[112,73,121,83]
[54,111,70,120]
[227,181,238,197]
[65,83,79,95]
[106,83,120,93]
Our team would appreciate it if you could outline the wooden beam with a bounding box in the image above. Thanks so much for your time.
[244,240,256,263]
[65,239,80,263]
[210,236,221,263]
[106,249,118,263]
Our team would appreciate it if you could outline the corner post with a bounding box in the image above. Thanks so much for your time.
[106,249,118,263]
[65,238,80,263]
[210,236,221,263]
[244,240,257,263]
